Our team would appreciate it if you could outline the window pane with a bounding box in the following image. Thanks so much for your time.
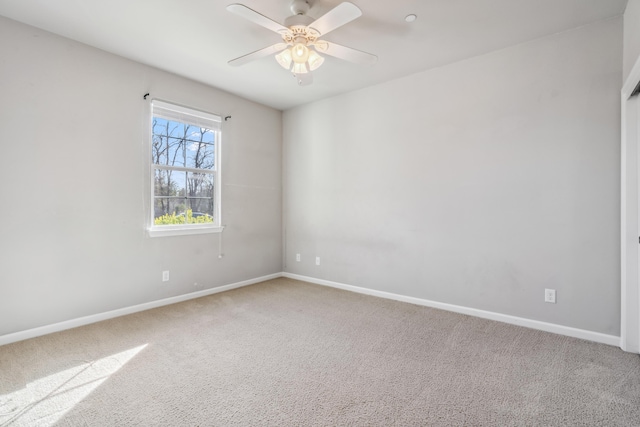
[153,120,194,167]
[152,134,167,165]
[156,119,192,140]
[187,172,213,197]
[187,172,214,220]
[200,130,215,144]
[163,137,184,167]
[167,121,188,139]
[154,169,186,197]
[186,199,214,223]
[154,198,187,225]
[186,141,215,169]
[152,117,169,137]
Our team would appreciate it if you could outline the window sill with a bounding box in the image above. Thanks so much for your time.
[148,225,224,238]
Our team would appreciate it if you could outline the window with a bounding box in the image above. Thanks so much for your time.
[148,100,222,237]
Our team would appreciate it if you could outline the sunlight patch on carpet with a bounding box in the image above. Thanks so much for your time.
[0,344,147,426]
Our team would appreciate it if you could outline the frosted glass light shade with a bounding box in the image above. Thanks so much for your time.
[292,62,308,74]
[275,49,292,69]
[307,50,324,71]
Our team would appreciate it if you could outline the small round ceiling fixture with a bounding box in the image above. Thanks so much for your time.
[405,14,417,23]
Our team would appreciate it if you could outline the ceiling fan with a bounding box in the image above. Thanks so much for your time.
[226,0,377,86]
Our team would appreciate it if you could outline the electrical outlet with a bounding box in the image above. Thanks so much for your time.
[162,271,170,282]
[544,288,556,304]
[315,257,320,266]
[296,253,301,262]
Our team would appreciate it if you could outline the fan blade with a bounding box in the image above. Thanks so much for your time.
[308,2,362,36]
[228,43,288,67]
[226,4,289,35]
[294,72,313,86]
[313,41,377,66]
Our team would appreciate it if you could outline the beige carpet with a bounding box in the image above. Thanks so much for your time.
[1,277,639,426]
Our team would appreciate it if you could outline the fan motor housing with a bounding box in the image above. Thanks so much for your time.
[290,0,313,15]
[284,14,314,28]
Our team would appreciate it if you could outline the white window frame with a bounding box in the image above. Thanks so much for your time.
[148,99,223,238]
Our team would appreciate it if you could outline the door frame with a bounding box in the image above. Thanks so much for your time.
[621,57,640,354]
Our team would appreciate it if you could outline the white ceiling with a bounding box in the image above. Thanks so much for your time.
[0,0,628,110]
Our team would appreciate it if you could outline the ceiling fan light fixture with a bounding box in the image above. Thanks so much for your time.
[307,49,324,71]
[227,2,377,85]
[275,48,293,69]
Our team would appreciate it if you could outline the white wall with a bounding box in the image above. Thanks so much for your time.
[284,18,622,336]
[0,16,282,336]
[624,0,640,82]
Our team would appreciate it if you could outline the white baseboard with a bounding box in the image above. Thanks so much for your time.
[0,273,281,347]
[282,272,622,348]
[2,271,622,349]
